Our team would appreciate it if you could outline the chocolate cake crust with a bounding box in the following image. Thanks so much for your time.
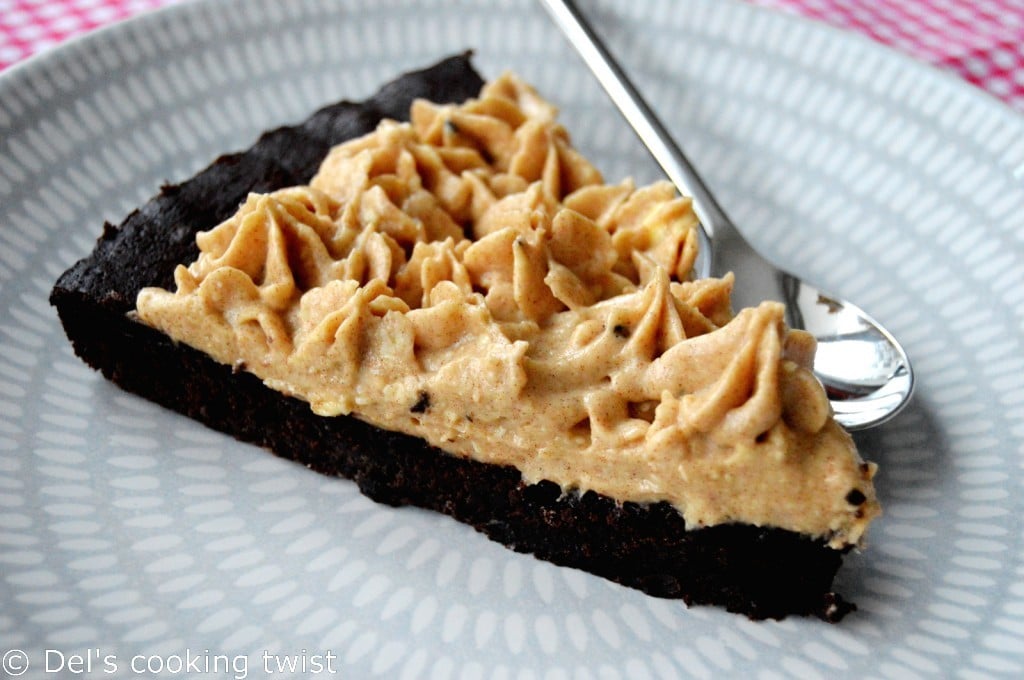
[50,53,854,621]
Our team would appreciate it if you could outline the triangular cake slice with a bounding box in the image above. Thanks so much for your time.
[51,53,878,621]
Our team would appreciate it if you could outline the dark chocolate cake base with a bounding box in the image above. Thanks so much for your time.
[50,53,853,622]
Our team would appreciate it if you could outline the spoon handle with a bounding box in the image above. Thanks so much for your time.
[539,0,742,268]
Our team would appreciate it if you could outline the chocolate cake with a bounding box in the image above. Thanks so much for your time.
[51,53,865,621]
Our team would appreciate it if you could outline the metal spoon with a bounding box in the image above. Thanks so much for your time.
[541,0,914,430]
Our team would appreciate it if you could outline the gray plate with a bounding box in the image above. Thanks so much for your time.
[2,0,1023,677]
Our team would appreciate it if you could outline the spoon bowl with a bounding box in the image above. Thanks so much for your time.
[542,0,915,430]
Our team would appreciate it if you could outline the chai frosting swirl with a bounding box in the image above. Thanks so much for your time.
[136,73,878,547]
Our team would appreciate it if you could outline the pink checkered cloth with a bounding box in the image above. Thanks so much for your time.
[749,0,1024,111]
[1,0,1023,112]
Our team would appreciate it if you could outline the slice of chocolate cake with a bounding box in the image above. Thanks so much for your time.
[51,52,878,621]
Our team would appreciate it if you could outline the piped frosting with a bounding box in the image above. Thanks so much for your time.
[136,73,878,547]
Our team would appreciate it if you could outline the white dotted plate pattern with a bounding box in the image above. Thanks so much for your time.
[2,0,1023,677]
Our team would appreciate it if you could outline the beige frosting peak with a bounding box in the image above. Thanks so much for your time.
[136,73,879,548]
